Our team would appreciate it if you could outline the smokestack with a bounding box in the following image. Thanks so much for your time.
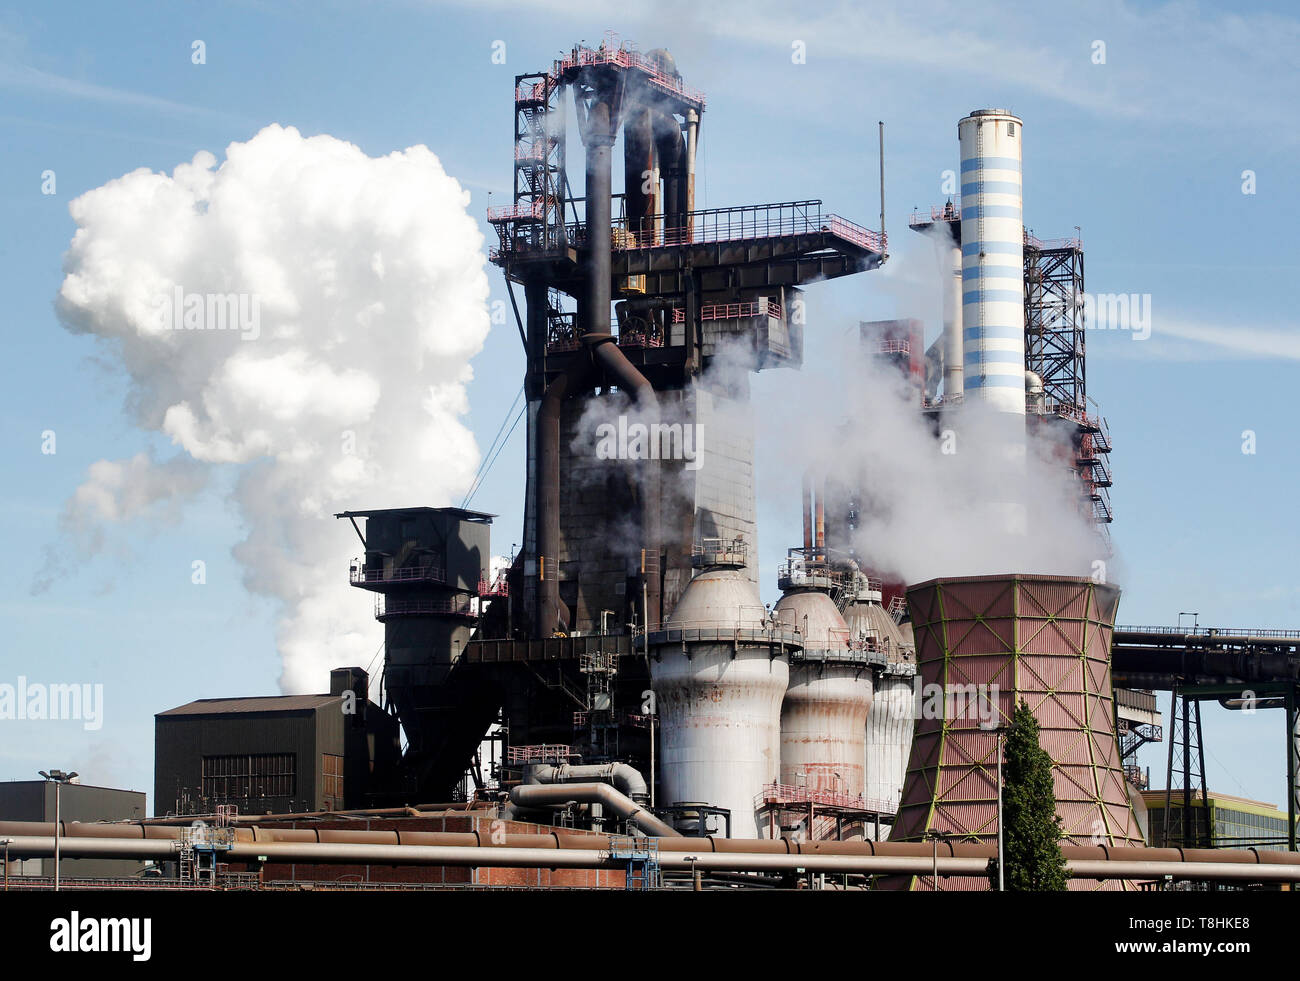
[573,75,662,628]
[802,473,813,554]
[584,99,616,328]
[685,109,700,239]
[958,109,1025,415]
[943,229,963,398]
[814,477,826,554]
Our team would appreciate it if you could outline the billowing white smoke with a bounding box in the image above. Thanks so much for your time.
[754,241,1109,587]
[52,124,491,692]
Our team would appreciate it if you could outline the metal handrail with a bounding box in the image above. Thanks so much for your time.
[555,44,707,107]
[1115,625,1300,640]
[756,782,896,815]
[576,202,885,253]
[506,744,574,764]
[374,596,477,619]
[671,300,783,323]
[351,561,446,585]
[1024,229,1083,251]
[487,201,545,223]
[909,203,961,225]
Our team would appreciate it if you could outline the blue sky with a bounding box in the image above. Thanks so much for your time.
[1,0,1297,815]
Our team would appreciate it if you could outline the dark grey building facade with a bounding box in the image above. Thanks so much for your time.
[154,667,400,817]
[0,780,147,878]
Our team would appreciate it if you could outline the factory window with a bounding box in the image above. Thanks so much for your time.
[1007,122,1016,137]
[201,753,296,802]
[322,753,344,809]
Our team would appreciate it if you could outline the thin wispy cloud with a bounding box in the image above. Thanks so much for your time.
[1,61,197,113]
[1103,316,1300,363]
[447,0,1300,136]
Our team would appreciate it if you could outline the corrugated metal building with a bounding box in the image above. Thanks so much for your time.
[154,667,400,817]
[0,780,146,878]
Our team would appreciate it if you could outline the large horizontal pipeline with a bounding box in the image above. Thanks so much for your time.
[4,826,1300,882]
[0,836,991,875]
[138,803,486,826]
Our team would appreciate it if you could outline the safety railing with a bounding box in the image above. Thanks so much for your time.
[756,782,896,815]
[1115,625,1300,639]
[506,744,575,765]
[479,574,509,597]
[351,560,446,586]
[182,825,237,850]
[1024,229,1083,251]
[569,201,883,254]
[555,43,707,107]
[374,596,477,620]
[616,326,664,348]
[514,144,551,162]
[487,201,546,223]
[671,299,782,323]
[515,79,552,104]
[691,537,748,566]
[777,559,843,589]
[909,203,961,225]
[876,339,910,355]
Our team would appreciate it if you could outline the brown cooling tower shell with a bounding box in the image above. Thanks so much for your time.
[893,574,1144,891]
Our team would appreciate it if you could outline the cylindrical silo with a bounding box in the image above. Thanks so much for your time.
[842,573,916,820]
[650,561,799,838]
[958,109,1025,415]
[775,582,873,805]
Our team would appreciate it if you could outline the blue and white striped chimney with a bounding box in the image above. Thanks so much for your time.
[958,109,1025,415]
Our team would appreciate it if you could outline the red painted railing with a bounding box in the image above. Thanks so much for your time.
[756,782,896,815]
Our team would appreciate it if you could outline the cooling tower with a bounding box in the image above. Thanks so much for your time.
[893,574,1143,890]
[959,109,1025,415]
[775,587,873,802]
[650,563,799,838]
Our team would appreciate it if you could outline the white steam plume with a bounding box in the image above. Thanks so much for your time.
[53,124,491,692]
[753,242,1110,587]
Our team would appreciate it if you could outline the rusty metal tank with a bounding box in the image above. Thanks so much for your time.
[842,573,916,817]
[775,566,874,804]
[649,549,800,838]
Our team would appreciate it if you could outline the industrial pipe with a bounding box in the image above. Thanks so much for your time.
[536,354,592,635]
[802,473,813,554]
[814,477,826,552]
[8,822,1300,881]
[508,783,680,838]
[525,762,649,799]
[589,334,662,628]
[684,109,699,238]
[8,833,1300,883]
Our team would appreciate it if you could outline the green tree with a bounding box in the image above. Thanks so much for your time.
[988,699,1069,891]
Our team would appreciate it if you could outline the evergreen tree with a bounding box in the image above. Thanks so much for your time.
[988,698,1070,891]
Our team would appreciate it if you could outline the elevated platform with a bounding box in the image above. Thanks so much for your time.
[1112,625,1300,690]
[491,200,885,298]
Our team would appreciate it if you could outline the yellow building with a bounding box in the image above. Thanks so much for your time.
[1142,790,1290,850]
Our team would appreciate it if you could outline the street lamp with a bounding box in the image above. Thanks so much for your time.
[1,837,10,891]
[980,722,1006,892]
[38,769,78,892]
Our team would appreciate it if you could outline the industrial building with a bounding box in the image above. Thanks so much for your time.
[154,667,399,816]
[1141,790,1290,851]
[8,34,1299,893]
[0,779,145,879]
